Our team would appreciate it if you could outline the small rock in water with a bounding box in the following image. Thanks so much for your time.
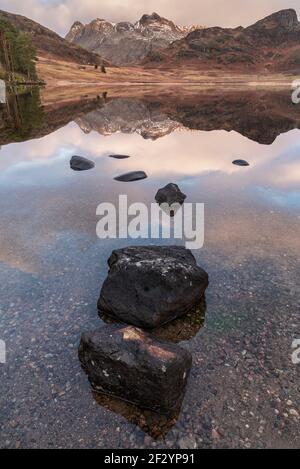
[78,324,192,415]
[178,435,197,449]
[70,155,95,171]
[155,183,186,206]
[114,171,147,182]
[109,154,131,159]
[232,159,250,167]
[98,246,209,329]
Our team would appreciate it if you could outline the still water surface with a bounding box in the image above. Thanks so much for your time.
[0,88,299,448]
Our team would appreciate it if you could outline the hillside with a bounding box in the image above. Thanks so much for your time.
[0,9,108,66]
[143,9,300,73]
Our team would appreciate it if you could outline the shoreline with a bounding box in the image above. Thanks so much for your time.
[36,56,297,90]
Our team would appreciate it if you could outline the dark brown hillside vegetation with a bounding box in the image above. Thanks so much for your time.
[144,9,300,73]
[156,88,300,144]
[0,9,109,66]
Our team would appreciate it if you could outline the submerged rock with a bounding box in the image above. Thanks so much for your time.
[232,159,249,167]
[100,297,206,343]
[70,155,95,171]
[98,246,209,329]
[78,324,192,415]
[92,391,178,438]
[114,171,147,182]
[109,154,131,159]
[153,298,206,343]
[155,183,186,206]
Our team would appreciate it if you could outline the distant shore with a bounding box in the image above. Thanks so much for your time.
[37,55,297,90]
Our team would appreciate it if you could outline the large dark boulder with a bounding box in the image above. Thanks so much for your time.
[155,183,186,206]
[98,246,209,329]
[70,155,95,171]
[78,324,192,415]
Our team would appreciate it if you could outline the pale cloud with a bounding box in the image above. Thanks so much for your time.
[0,0,299,36]
[1,122,300,189]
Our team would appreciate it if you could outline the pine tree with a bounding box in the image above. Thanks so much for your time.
[0,17,37,81]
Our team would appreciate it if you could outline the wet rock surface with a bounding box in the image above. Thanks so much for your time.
[79,324,192,415]
[153,299,206,343]
[100,297,206,344]
[109,154,131,159]
[155,183,187,206]
[70,155,95,171]
[98,246,209,329]
[114,171,147,182]
[232,159,250,167]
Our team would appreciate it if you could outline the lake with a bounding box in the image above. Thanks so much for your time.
[0,86,299,448]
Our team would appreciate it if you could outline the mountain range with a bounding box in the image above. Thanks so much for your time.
[143,9,300,72]
[1,8,300,74]
[66,9,300,72]
[66,12,203,66]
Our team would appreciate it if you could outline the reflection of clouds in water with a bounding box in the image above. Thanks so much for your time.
[259,147,300,188]
[1,122,300,190]
[0,121,299,275]
[0,155,68,187]
[255,188,300,209]
[0,125,79,169]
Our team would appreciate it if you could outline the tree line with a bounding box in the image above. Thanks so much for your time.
[0,17,38,81]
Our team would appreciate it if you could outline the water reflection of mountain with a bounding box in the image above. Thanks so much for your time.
[75,98,182,139]
[165,90,300,145]
[76,90,300,145]
[1,89,299,146]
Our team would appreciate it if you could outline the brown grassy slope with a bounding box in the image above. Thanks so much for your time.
[37,56,295,89]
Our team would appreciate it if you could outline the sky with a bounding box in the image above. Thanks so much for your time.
[0,0,299,36]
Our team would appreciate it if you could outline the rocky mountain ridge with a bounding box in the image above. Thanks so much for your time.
[66,12,204,65]
[144,9,300,73]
